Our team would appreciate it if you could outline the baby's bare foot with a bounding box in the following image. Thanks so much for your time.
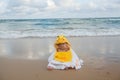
[47,66,54,70]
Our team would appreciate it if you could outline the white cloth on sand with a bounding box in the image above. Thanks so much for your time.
[47,50,83,70]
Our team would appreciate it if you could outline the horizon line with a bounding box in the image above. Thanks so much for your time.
[0,16,120,20]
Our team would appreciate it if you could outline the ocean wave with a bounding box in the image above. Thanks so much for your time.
[0,29,120,39]
[34,22,69,26]
[0,18,120,38]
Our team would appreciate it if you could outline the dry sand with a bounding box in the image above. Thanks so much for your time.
[0,36,120,80]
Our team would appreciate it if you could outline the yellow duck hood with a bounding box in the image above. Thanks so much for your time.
[54,35,71,48]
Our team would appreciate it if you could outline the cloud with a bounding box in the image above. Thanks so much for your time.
[46,0,56,9]
[53,0,75,7]
[88,0,120,11]
[0,0,120,18]
[0,0,8,14]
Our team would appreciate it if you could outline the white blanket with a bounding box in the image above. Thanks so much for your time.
[47,50,83,70]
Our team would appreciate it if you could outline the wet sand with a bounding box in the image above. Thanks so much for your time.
[0,36,120,80]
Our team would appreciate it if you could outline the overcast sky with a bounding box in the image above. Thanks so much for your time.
[0,0,120,19]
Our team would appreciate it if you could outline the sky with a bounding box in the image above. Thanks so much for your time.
[0,0,120,19]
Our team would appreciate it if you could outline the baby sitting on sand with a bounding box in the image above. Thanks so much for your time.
[47,35,83,70]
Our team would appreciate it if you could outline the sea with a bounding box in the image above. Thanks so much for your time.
[0,17,120,39]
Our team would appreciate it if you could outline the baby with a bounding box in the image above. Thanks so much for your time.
[47,35,83,70]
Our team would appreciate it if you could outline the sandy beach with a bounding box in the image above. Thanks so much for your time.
[0,36,120,80]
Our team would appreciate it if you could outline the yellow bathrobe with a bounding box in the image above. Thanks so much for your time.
[54,50,72,62]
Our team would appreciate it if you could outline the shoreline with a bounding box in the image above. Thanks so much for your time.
[0,35,120,40]
[0,36,120,80]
